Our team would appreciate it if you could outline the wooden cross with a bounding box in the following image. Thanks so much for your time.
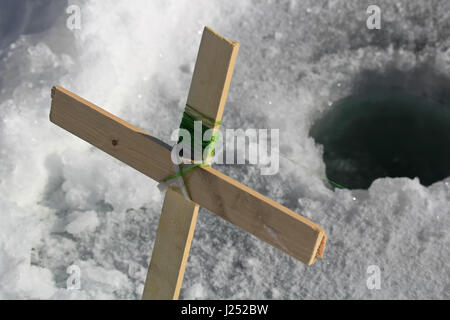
[49,26,326,300]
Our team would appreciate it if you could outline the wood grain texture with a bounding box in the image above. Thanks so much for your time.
[144,26,238,300]
[50,86,326,266]
[50,86,174,182]
[142,188,199,300]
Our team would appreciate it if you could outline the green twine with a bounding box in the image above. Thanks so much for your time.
[178,104,221,159]
[327,178,346,189]
[184,104,221,128]
[162,104,221,183]
[161,163,208,183]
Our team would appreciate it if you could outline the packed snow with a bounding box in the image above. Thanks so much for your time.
[0,0,449,299]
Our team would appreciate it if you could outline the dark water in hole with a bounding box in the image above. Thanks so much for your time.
[310,91,450,189]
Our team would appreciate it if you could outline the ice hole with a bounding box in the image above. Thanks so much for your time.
[310,67,450,189]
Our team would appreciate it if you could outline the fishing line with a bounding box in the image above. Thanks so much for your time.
[160,105,347,190]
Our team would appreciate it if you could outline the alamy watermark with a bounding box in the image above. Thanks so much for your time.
[366,265,381,290]
[170,122,280,175]
[366,5,381,30]
[66,5,82,30]
[66,264,81,290]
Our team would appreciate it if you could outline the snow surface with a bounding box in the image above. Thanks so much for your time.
[0,0,449,299]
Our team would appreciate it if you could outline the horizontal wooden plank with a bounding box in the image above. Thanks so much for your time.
[185,166,326,265]
[50,86,326,265]
[50,86,174,182]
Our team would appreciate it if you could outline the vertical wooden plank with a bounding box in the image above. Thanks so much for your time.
[142,188,199,300]
[142,27,239,300]
[186,26,240,123]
